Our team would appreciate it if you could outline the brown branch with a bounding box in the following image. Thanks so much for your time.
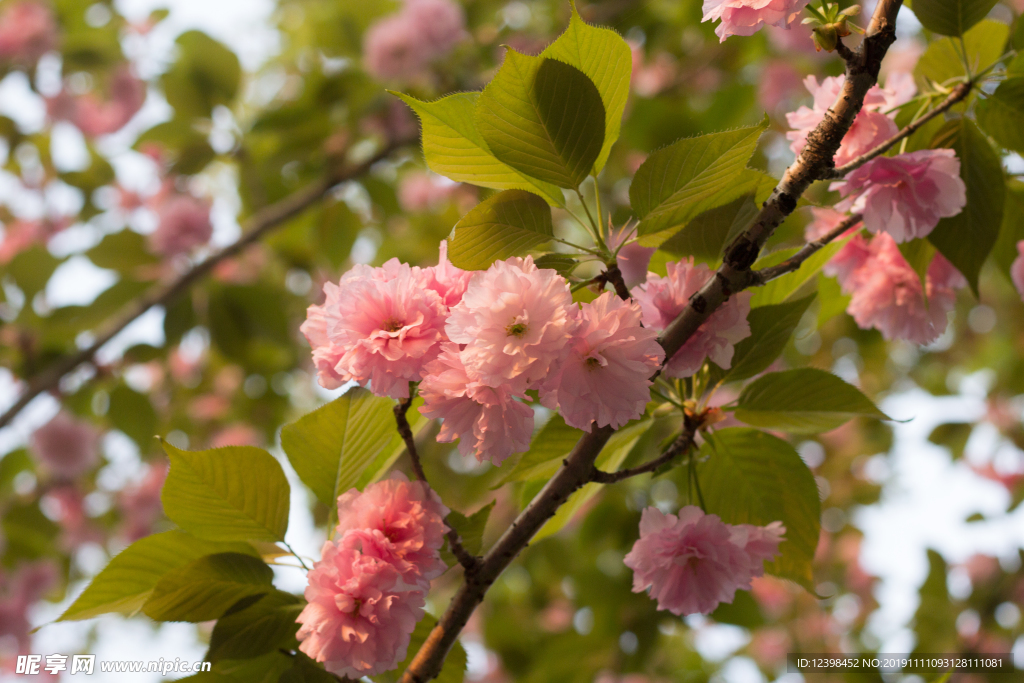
[590,415,697,484]
[828,80,974,178]
[393,396,480,574]
[749,213,863,285]
[398,3,905,681]
[594,262,631,300]
[0,137,413,432]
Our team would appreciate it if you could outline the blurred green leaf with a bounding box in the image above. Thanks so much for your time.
[87,230,159,272]
[715,294,815,385]
[6,246,60,301]
[993,182,1024,284]
[58,531,258,621]
[277,653,337,683]
[161,442,291,543]
[927,422,972,459]
[108,384,158,451]
[927,117,1004,296]
[541,3,632,173]
[476,54,605,190]
[448,190,553,270]
[735,368,890,433]
[911,0,998,36]
[395,92,565,207]
[915,20,1009,94]
[911,549,958,653]
[698,428,821,590]
[162,31,241,118]
[144,552,273,622]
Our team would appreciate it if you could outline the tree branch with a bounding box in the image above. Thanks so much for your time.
[393,396,479,574]
[399,3,905,680]
[594,262,631,300]
[748,213,863,285]
[827,80,974,178]
[0,137,413,432]
[590,415,697,484]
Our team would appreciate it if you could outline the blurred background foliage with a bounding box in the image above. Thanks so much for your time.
[0,0,1023,681]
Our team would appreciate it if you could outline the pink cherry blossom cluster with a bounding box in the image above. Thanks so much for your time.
[702,0,811,42]
[808,209,967,345]
[29,411,101,480]
[46,65,147,138]
[0,560,58,662]
[787,73,917,168]
[296,474,448,678]
[363,0,466,81]
[624,506,785,615]
[1012,241,1024,302]
[0,1,57,64]
[303,244,678,466]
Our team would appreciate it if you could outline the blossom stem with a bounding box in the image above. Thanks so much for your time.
[393,395,480,574]
[749,213,864,284]
[282,542,311,571]
[689,447,708,513]
[575,188,607,253]
[830,79,973,178]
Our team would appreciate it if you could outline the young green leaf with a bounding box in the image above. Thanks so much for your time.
[447,190,554,270]
[161,442,291,543]
[476,52,606,190]
[632,122,769,246]
[734,368,891,433]
[394,92,564,207]
[716,295,816,385]
[977,77,1024,155]
[143,552,274,622]
[915,21,1009,100]
[281,388,402,508]
[697,428,821,590]
[541,2,632,173]
[58,531,258,621]
[927,117,1004,296]
[911,0,999,36]
[446,501,495,557]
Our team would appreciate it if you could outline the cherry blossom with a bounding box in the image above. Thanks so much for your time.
[149,194,214,256]
[30,411,101,479]
[363,0,465,81]
[0,2,56,64]
[47,65,146,137]
[702,0,812,42]
[1012,241,1024,301]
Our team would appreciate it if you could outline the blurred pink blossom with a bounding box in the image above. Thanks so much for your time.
[624,506,784,615]
[47,65,146,137]
[0,2,57,63]
[629,42,676,97]
[632,258,752,378]
[209,423,263,448]
[766,22,819,54]
[148,194,214,257]
[832,148,966,242]
[540,293,663,431]
[0,220,56,264]
[759,61,804,113]
[1010,240,1024,301]
[118,460,169,542]
[45,486,102,550]
[398,172,458,212]
[0,560,58,655]
[363,0,465,81]
[702,0,811,42]
[30,411,101,479]
[749,627,791,668]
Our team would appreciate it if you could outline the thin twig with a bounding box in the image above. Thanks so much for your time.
[590,415,698,484]
[749,213,863,285]
[828,80,973,178]
[393,396,480,574]
[0,137,414,432]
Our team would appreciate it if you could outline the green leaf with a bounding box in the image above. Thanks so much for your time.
[208,591,302,661]
[447,501,495,557]
[927,117,1004,296]
[916,20,1009,93]
[632,122,769,246]
[278,653,337,683]
[697,428,821,589]
[395,92,565,207]
[534,253,580,276]
[716,295,816,384]
[534,420,651,541]
[927,422,972,459]
[977,77,1024,154]
[162,31,241,118]
[379,617,467,683]
[993,183,1024,284]
[898,238,937,289]
[58,531,257,621]
[144,552,274,622]
[495,414,584,486]
[540,2,632,173]
[735,368,890,433]
[161,442,291,543]
[476,52,606,190]
[281,388,401,508]
[911,549,958,653]
[660,194,758,265]
[86,230,159,272]
[5,246,60,301]
[911,0,998,36]
[108,384,158,451]
[749,236,851,308]
[447,190,554,270]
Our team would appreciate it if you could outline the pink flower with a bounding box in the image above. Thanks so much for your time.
[632,258,752,378]
[804,206,855,242]
[118,460,168,542]
[629,41,677,98]
[829,232,966,344]
[301,261,448,399]
[404,0,466,58]
[608,226,656,289]
[209,423,263,448]
[446,256,575,394]
[623,506,785,615]
[296,542,425,678]
[419,343,535,466]
[149,194,213,256]
[831,149,966,242]
[45,486,102,550]
[335,472,450,587]
[422,241,473,309]
[786,73,916,167]
[363,14,428,81]
[540,293,664,431]
[0,220,54,264]
[0,560,58,654]
[0,2,57,63]
[759,61,804,113]
[47,65,146,137]
[398,172,458,212]
[30,411,101,479]
[702,0,812,42]
[1011,241,1024,301]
